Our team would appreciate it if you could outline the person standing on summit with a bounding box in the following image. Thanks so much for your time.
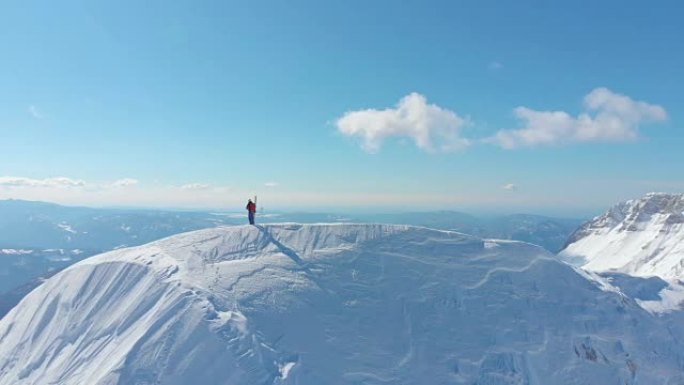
[246,198,257,225]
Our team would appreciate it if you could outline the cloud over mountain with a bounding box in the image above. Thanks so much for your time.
[488,88,667,149]
[0,176,86,188]
[336,93,470,153]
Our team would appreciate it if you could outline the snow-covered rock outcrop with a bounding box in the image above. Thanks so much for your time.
[560,192,684,278]
[1,224,683,384]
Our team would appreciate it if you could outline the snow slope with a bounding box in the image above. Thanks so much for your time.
[560,193,684,278]
[1,224,683,384]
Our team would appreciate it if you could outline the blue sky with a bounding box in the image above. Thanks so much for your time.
[0,0,682,215]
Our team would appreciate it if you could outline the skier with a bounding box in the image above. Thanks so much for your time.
[246,198,256,225]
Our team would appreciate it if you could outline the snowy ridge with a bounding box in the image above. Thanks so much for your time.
[560,192,684,278]
[1,223,684,384]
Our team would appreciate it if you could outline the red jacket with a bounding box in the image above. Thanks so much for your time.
[246,202,256,213]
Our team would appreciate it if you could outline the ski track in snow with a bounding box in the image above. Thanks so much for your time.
[1,223,684,384]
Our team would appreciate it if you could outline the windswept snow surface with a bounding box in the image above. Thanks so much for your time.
[1,224,683,384]
[560,193,684,278]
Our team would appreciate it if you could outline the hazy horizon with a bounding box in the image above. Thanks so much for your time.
[0,196,603,219]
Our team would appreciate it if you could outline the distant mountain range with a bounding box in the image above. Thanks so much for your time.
[362,211,583,252]
[0,199,238,250]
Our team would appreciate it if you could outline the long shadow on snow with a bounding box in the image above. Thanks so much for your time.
[254,225,335,295]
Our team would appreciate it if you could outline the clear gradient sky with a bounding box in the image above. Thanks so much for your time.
[0,0,682,215]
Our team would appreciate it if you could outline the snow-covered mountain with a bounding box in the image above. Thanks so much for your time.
[559,192,684,279]
[1,224,683,384]
[0,200,582,319]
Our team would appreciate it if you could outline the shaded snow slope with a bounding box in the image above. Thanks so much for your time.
[1,224,683,384]
[560,193,684,278]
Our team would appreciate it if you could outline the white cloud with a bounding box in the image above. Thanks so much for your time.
[111,178,139,188]
[28,105,43,119]
[336,93,470,153]
[180,183,211,190]
[502,183,517,191]
[0,176,243,209]
[0,176,85,188]
[489,88,667,149]
[264,182,279,188]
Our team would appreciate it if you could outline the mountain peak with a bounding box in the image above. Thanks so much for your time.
[630,192,684,215]
[560,193,684,278]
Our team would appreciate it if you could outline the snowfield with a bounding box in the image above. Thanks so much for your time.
[1,224,683,384]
